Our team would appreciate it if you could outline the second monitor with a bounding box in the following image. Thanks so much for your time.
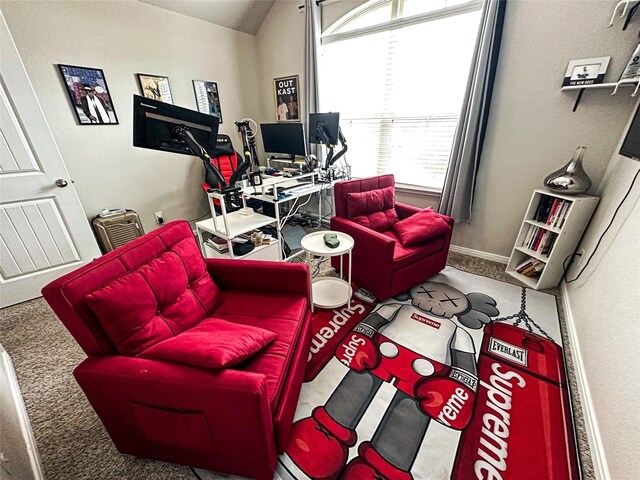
[260,122,307,160]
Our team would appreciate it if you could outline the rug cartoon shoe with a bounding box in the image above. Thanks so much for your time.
[340,442,414,480]
[283,406,357,480]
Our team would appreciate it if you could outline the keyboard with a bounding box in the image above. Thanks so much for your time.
[285,183,316,195]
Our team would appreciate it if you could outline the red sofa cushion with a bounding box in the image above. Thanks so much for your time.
[392,207,453,247]
[383,230,447,269]
[347,187,399,231]
[85,237,220,356]
[136,317,277,369]
[213,290,308,410]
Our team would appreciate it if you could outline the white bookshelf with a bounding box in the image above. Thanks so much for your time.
[506,189,599,290]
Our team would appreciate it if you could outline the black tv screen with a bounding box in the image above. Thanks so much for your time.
[620,104,640,161]
[260,123,306,158]
[132,95,219,156]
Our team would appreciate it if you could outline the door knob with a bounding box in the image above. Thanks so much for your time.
[55,179,69,188]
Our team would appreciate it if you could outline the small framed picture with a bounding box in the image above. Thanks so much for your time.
[562,57,610,87]
[193,80,223,123]
[274,75,300,122]
[136,73,173,104]
[58,64,118,125]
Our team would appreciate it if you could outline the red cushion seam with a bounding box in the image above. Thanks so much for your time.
[138,270,176,336]
[169,250,210,316]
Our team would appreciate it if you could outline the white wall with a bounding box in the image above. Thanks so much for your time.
[453,0,638,256]
[564,102,640,480]
[0,0,261,232]
[256,1,305,127]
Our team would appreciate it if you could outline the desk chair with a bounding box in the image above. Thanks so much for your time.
[201,134,261,212]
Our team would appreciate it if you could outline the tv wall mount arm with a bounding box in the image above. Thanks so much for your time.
[171,124,243,212]
[171,125,227,189]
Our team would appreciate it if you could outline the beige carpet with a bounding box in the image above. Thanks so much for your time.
[0,252,593,480]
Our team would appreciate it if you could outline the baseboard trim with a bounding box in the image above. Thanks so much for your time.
[561,283,610,480]
[449,244,509,264]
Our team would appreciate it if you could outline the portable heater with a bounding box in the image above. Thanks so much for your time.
[91,210,144,253]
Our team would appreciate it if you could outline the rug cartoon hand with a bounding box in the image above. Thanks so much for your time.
[415,369,477,430]
[336,325,379,371]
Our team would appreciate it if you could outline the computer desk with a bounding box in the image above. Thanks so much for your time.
[242,172,328,261]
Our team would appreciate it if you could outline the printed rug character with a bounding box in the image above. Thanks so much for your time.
[281,280,500,480]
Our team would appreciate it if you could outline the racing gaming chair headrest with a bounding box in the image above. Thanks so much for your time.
[211,134,235,157]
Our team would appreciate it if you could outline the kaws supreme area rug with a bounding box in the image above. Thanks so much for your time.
[196,267,580,480]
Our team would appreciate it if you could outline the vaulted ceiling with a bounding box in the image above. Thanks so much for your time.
[139,0,276,35]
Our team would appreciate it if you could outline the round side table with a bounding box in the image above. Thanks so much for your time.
[300,231,354,312]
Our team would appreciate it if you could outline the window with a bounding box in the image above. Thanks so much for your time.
[320,0,482,191]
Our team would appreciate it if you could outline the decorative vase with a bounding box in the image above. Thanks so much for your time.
[544,146,592,195]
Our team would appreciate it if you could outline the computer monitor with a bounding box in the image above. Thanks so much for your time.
[133,94,219,155]
[309,112,340,146]
[260,123,307,159]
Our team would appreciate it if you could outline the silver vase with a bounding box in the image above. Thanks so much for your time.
[544,146,592,195]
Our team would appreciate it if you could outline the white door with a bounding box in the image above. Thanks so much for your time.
[0,12,100,308]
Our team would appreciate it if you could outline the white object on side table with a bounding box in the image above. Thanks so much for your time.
[301,231,354,312]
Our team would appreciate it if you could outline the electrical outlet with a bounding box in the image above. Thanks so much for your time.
[575,248,585,266]
[154,211,164,225]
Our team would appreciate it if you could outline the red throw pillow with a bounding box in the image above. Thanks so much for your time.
[346,186,395,218]
[392,208,452,247]
[136,317,277,369]
[85,248,220,356]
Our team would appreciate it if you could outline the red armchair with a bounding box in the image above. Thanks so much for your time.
[42,220,312,480]
[330,174,453,300]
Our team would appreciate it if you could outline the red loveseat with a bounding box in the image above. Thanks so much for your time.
[330,174,453,300]
[42,220,312,480]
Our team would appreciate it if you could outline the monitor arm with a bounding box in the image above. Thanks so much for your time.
[230,120,257,186]
[328,126,348,167]
[316,123,348,169]
[171,125,227,190]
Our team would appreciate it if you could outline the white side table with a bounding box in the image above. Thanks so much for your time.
[300,231,354,312]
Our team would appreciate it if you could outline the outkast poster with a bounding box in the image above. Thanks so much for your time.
[274,75,300,122]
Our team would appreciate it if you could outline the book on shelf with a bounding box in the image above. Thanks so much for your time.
[534,194,572,227]
[515,257,545,277]
[521,225,557,256]
[205,238,229,253]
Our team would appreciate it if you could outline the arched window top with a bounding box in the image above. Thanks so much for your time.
[324,0,479,37]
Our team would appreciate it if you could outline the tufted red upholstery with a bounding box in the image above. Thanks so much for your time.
[42,220,312,480]
[86,240,220,355]
[331,174,454,300]
[346,186,399,231]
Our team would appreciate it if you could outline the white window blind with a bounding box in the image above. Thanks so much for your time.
[320,3,481,190]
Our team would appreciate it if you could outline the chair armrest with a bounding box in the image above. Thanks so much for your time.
[74,355,277,474]
[330,217,395,261]
[206,258,310,299]
[395,202,422,220]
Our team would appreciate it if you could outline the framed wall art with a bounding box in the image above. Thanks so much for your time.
[274,75,300,122]
[58,64,118,125]
[193,80,223,123]
[136,73,173,104]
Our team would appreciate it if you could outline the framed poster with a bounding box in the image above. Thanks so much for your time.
[58,64,118,125]
[562,57,610,87]
[136,73,173,104]
[274,75,300,122]
[192,80,223,123]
